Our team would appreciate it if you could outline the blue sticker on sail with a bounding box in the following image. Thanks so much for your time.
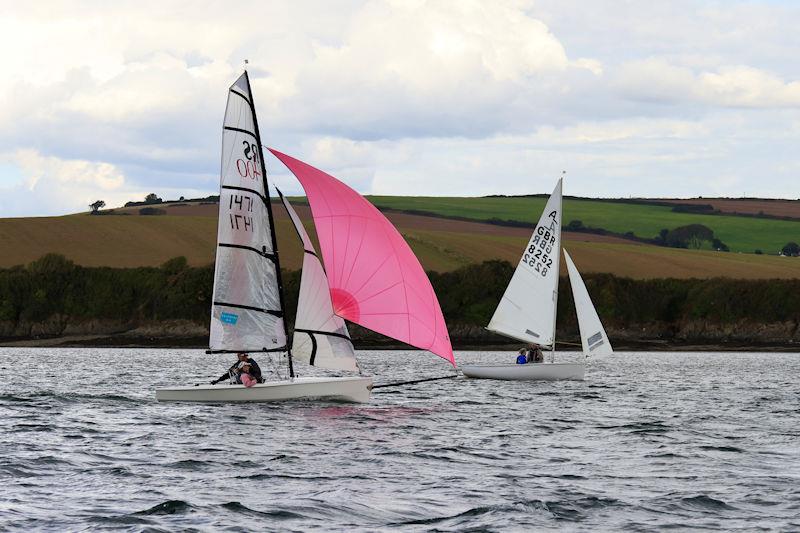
[221,312,239,325]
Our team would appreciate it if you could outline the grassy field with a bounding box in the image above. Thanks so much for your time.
[3,204,800,279]
[366,196,800,254]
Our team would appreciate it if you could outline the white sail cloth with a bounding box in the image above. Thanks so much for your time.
[277,191,358,372]
[209,72,286,352]
[564,250,614,357]
[487,179,563,346]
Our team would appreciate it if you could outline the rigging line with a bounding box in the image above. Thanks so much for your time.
[371,374,459,390]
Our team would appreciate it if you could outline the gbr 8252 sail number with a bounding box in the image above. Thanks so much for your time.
[522,221,557,277]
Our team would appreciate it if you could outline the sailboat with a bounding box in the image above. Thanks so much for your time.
[460,178,612,381]
[156,71,454,403]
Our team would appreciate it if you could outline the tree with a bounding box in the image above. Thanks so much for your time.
[89,200,105,214]
[664,224,715,249]
[566,220,584,231]
[144,193,163,204]
[782,242,800,257]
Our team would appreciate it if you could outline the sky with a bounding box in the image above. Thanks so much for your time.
[1,0,799,217]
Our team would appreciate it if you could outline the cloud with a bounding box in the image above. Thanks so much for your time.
[617,59,800,108]
[2,0,800,216]
[0,150,130,216]
[0,149,208,216]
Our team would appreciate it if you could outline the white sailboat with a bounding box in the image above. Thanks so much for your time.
[461,178,613,381]
[156,70,454,402]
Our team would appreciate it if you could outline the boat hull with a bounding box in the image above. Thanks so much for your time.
[460,363,585,381]
[155,376,373,403]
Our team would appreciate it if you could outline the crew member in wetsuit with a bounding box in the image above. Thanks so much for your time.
[210,353,264,384]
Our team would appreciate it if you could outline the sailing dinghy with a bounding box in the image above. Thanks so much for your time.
[460,178,612,381]
[156,71,454,403]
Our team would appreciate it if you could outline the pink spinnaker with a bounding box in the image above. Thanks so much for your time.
[269,148,455,366]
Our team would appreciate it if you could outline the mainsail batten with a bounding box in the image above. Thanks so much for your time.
[209,72,287,354]
[487,179,563,347]
[269,149,455,366]
[277,189,358,372]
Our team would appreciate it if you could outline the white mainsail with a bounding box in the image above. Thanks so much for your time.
[209,72,287,353]
[563,250,613,357]
[277,190,358,372]
[487,179,563,346]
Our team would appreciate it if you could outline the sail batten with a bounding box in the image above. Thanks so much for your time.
[270,149,455,366]
[209,72,287,353]
[487,179,563,346]
[564,250,614,357]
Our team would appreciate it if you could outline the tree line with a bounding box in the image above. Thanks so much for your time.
[1,255,798,340]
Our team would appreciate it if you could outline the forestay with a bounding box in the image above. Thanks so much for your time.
[564,250,614,357]
[487,179,563,346]
[277,189,358,372]
[269,148,455,366]
[209,72,286,353]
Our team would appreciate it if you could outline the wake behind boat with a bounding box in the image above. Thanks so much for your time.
[156,69,454,403]
[461,177,612,381]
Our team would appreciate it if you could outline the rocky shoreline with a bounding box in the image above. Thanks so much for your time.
[1,318,797,352]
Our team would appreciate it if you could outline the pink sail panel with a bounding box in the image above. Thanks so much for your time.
[269,148,455,366]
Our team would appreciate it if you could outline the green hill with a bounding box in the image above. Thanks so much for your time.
[366,196,800,254]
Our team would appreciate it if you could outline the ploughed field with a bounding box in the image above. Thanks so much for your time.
[1,198,799,279]
[646,197,800,219]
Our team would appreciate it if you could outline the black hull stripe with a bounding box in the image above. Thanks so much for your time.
[295,328,353,343]
[221,185,268,206]
[218,243,276,262]
[224,126,257,140]
[214,301,283,317]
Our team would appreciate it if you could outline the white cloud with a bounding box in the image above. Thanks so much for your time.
[2,0,800,216]
[0,150,134,216]
[617,59,800,108]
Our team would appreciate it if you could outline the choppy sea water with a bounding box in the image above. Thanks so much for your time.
[1,348,799,532]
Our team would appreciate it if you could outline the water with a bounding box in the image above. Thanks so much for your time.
[1,348,799,531]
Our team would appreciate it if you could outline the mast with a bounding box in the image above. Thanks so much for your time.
[550,171,565,363]
[244,69,295,378]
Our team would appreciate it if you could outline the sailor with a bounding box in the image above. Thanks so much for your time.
[210,352,264,385]
[516,348,528,365]
[527,344,544,363]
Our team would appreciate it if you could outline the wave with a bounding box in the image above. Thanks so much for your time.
[220,502,303,520]
[680,495,736,511]
[699,445,743,453]
[133,499,196,516]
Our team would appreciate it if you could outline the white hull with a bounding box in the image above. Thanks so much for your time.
[155,376,373,403]
[460,363,585,381]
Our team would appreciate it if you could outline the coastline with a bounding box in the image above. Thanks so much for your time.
[2,333,797,352]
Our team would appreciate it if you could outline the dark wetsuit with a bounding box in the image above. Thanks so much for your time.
[211,357,264,384]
